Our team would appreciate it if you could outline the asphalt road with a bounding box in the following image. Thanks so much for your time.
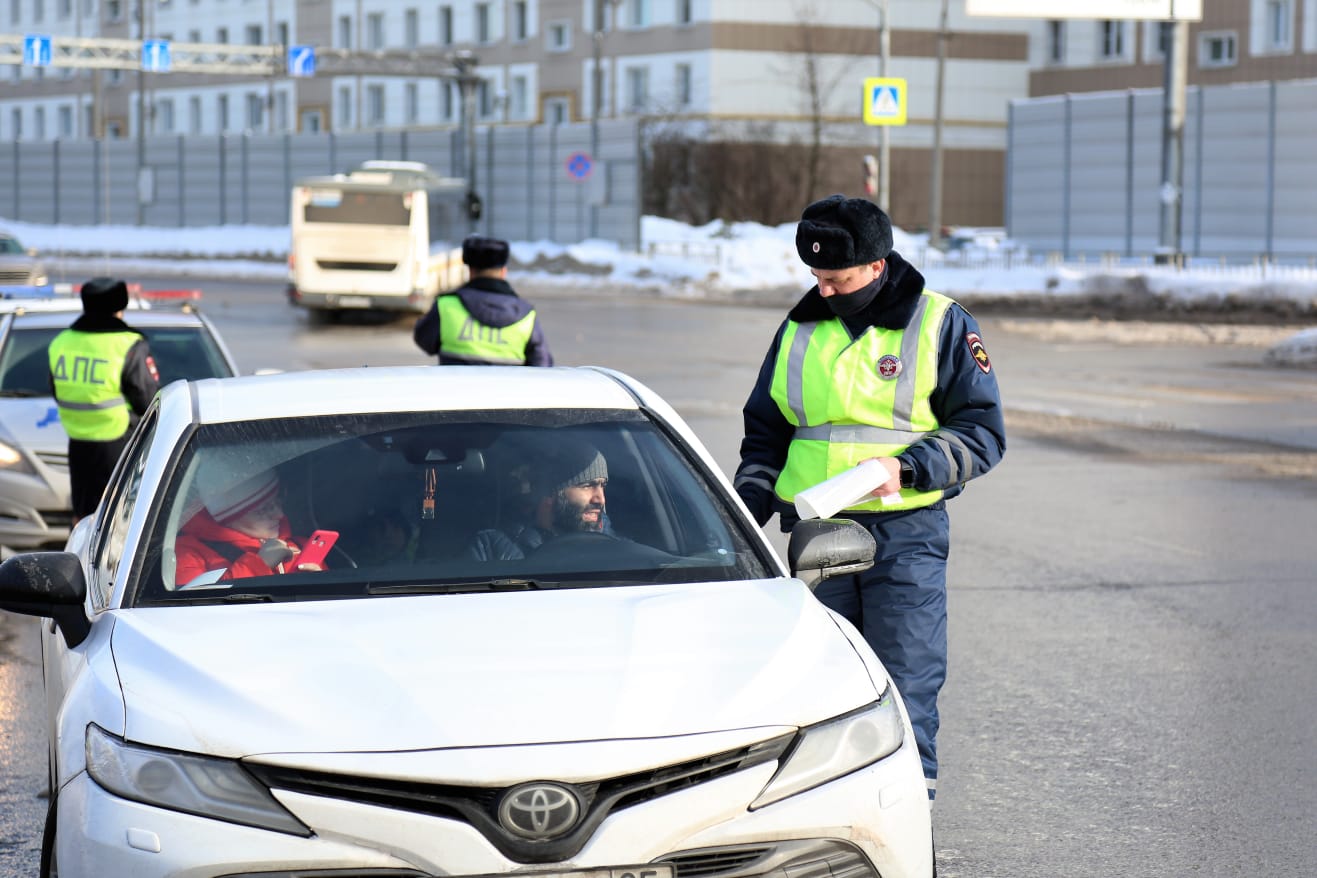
[0,276,1313,877]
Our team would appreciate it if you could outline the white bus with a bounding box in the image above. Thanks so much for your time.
[287,161,469,317]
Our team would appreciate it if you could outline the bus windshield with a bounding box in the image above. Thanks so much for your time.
[303,190,411,226]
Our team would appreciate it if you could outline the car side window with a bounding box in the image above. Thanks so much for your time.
[90,411,159,610]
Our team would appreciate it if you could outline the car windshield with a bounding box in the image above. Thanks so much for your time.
[132,410,774,606]
[0,324,233,396]
[0,236,24,254]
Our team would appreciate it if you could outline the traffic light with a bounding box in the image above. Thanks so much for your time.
[466,191,483,221]
[862,154,879,198]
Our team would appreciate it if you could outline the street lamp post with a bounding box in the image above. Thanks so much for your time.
[927,0,950,250]
[857,0,891,212]
[589,0,620,238]
[452,50,481,235]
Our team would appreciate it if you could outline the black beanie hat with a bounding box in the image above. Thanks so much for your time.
[462,235,510,270]
[80,277,130,315]
[795,194,893,270]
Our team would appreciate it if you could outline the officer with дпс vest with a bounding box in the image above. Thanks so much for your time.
[734,195,1006,805]
[48,277,160,522]
[413,235,554,366]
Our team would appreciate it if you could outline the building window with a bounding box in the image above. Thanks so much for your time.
[157,99,174,133]
[275,92,288,131]
[8,0,17,26]
[187,28,201,42]
[216,26,229,44]
[34,0,44,23]
[337,86,352,128]
[367,84,385,126]
[337,15,352,49]
[404,8,419,48]
[35,106,45,139]
[1046,20,1065,63]
[510,74,528,119]
[677,0,693,25]
[625,66,648,112]
[9,108,20,140]
[626,0,649,28]
[58,0,72,19]
[546,20,570,51]
[217,94,229,132]
[245,24,262,45]
[675,62,691,107]
[245,93,263,130]
[512,0,528,41]
[367,12,385,50]
[106,0,122,21]
[544,96,569,125]
[478,79,493,118]
[189,96,201,133]
[1265,0,1292,49]
[1199,30,1238,67]
[405,81,419,123]
[1099,20,1127,60]
[476,2,491,43]
[439,5,453,46]
[276,22,288,46]
[58,104,73,137]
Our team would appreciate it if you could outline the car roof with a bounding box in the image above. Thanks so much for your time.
[2,307,208,328]
[165,365,647,425]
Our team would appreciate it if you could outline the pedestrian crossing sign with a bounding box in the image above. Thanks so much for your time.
[863,77,907,126]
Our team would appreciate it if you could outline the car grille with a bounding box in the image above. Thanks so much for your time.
[35,450,68,471]
[246,733,794,865]
[0,268,35,283]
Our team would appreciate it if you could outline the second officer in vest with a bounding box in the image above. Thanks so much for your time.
[734,195,1006,805]
[48,277,160,523]
[413,235,554,366]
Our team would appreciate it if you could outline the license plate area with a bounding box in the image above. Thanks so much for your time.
[495,866,673,878]
[336,295,372,308]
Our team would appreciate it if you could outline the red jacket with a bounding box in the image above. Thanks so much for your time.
[174,510,304,586]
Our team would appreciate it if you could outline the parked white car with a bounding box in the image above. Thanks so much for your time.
[0,365,933,878]
[0,293,238,552]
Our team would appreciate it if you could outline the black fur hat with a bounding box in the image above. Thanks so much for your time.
[795,194,893,270]
[462,235,510,270]
[80,277,130,315]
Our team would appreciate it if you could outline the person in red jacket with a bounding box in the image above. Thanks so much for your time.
[173,466,322,586]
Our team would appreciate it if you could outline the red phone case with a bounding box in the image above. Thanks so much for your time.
[293,530,338,570]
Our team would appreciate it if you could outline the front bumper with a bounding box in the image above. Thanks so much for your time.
[0,468,72,551]
[54,738,932,878]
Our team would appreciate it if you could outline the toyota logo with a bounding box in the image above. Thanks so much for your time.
[497,782,582,840]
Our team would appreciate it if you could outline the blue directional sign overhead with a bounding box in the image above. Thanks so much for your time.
[288,45,316,77]
[23,34,52,67]
[141,39,171,73]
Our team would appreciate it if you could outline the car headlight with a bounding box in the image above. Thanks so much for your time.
[0,439,35,474]
[85,724,310,836]
[750,686,905,809]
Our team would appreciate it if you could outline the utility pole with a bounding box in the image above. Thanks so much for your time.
[452,50,481,235]
[927,0,950,250]
[135,0,146,225]
[267,0,276,133]
[878,0,891,213]
[1156,17,1189,265]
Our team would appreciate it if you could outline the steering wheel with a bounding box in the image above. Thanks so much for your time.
[329,543,359,569]
[527,530,621,562]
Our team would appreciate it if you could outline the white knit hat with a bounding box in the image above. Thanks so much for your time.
[197,463,280,523]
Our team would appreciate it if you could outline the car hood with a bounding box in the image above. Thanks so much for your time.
[110,579,878,758]
[0,397,66,452]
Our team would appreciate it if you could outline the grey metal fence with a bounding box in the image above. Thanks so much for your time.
[1006,78,1317,262]
[2,119,642,251]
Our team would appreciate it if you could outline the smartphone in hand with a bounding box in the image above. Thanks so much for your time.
[292,530,339,571]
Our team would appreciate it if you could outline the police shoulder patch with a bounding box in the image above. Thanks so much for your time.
[965,331,991,374]
[145,355,160,382]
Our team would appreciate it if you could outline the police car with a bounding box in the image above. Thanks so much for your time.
[0,365,933,878]
[0,288,239,553]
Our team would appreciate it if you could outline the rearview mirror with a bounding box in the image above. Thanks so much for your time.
[787,519,875,592]
[0,552,91,647]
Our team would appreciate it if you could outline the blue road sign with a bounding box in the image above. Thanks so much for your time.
[288,45,316,77]
[142,39,171,73]
[23,34,52,67]
[565,151,593,181]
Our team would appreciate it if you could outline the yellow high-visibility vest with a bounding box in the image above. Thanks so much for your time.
[770,290,953,513]
[436,295,536,365]
[48,329,140,441]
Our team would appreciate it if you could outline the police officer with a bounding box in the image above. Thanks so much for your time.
[734,195,1006,804]
[48,277,160,522]
[413,235,554,366]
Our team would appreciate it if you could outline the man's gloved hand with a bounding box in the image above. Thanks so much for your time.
[257,538,295,569]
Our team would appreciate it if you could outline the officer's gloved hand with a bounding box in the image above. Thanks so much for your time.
[257,538,295,569]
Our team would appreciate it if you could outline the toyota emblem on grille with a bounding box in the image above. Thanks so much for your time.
[498,782,582,839]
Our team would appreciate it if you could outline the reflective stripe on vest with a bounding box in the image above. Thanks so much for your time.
[436,295,536,365]
[770,290,954,513]
[48,329,139,440]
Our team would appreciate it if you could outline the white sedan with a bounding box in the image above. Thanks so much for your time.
[0,365,932,878]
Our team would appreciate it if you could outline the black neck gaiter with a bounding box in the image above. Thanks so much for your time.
[824,273,883,318]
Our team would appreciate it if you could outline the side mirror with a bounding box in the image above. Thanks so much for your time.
[0,552,91,648]
[787,519,876,592]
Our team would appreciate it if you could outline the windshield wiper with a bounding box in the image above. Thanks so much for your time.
[367,578,544,595]
[160,592,275,604]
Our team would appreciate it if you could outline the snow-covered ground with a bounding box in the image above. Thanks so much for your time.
[4,214,1315,366]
